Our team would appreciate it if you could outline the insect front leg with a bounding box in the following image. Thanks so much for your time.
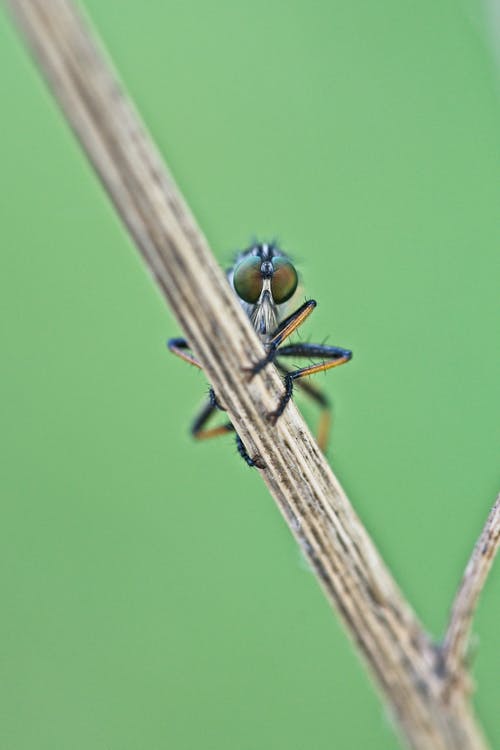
[245,300,317,378]
[167,337,202,369]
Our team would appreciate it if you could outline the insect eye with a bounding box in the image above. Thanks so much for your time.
[271,257,298,303]
[233,256,263,303]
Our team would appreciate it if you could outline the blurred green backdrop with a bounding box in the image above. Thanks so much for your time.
[1,1,499,748]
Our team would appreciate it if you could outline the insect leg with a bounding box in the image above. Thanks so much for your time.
[276,361,332,452]
[191,393,264,468]
[235,434,265,469]
[246,300,317,378]
[269,343,352,423]
[191,399,234,440]
[169,340,264,467]
[167,337,202,369]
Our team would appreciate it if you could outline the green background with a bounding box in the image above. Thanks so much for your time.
[1,1,499,748]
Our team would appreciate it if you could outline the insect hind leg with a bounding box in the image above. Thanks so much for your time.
[235,434,265,468]
[191,390,265,469]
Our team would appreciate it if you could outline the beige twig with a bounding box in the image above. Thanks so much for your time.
[442,495,500,692]
[6,1,498,748]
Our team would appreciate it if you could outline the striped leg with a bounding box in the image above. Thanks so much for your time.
[167,337,202,369]
[270,343,352,423]
[246,300,317,378]
[276,361,332,452]
[191,391,263,468]
[168,339,264,467]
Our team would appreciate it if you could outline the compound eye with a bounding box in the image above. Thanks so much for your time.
[271,257,298,303]
[233,256,263,303]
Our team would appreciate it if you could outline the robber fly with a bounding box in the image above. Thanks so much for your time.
[168,242,352,467]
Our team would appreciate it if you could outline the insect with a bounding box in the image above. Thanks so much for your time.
[168,242,352,467]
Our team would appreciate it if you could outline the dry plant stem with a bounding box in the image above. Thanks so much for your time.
[6,1,498,748]
[443,496,500,689]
